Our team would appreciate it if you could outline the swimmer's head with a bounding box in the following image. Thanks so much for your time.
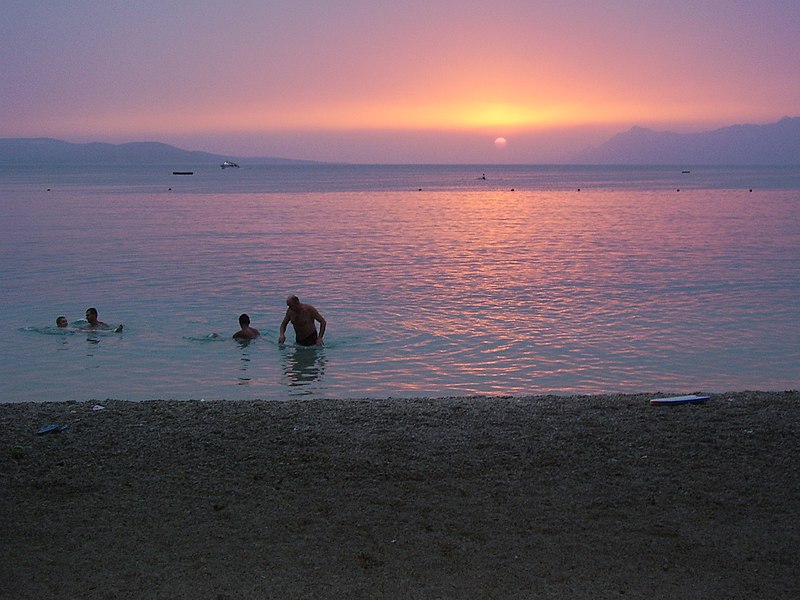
[286,295,300,309]
[239,313,250,327]
[85,307,98,323]
[56,316,68,328]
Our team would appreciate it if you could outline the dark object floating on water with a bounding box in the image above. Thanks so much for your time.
[682,170,691,174]
[220,161,240,169]
[173,171,194,175]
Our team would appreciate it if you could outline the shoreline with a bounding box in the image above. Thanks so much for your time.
[2,391,799,599]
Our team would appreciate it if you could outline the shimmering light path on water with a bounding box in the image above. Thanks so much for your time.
[1,165,798,402]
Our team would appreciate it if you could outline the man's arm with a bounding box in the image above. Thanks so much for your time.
[312,308,326,341]
[278,311,291,343]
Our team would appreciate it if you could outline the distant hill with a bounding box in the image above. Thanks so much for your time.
[571,117,800,165]
[0,138,314,166]
[5,118,799,166]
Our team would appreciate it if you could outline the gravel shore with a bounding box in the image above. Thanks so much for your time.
[2,392,798,599]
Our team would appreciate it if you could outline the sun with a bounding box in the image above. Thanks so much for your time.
[494,137,507,149]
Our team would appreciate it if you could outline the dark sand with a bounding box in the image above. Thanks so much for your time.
[1,392,798,599]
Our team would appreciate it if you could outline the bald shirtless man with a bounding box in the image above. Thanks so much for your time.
[279,295,326,346]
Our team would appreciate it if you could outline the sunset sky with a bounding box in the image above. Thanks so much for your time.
[3,1,798,163]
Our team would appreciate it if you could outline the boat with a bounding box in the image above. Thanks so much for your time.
[220,161,240,169]
[172,171,193,175]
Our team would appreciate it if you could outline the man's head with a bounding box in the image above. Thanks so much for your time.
[85,308,98,324]
[286,295,300,309]
[56,316,68,328]
[239,313,250,327]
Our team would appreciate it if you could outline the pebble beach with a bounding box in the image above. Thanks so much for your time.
[2,391,798,599]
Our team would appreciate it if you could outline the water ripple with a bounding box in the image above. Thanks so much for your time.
[2,169,799,401]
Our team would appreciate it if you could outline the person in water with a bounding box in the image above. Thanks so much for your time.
[84,307,123,332]
[232,313,260,340]
[56,316,68,328]
[279,295,326,346]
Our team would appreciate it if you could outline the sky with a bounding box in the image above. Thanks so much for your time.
[2,1,799,163]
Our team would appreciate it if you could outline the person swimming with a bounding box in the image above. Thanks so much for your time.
[56,316,68,328]
[82,308,123,332]
[232,313,260,340]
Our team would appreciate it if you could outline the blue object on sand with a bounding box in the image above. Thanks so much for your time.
[36,424,70,435]
[650,395,710,406]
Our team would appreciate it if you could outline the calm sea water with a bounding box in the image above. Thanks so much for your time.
[1,164,798,402]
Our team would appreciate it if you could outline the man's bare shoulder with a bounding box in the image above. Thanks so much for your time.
[233,328,259,339]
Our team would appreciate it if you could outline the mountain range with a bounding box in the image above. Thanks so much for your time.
[571,117,800,165]
[0,138,313,166]
[1,117,798,165]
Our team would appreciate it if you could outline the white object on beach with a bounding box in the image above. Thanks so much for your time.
[650,394,710,406]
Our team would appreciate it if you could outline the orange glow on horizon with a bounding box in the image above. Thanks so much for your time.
[4,1,797,162]
[47,89,780,148]
[69,99,736,138]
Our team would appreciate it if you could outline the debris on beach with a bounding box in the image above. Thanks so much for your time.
[649,394,710,406]
[36,424,70,435]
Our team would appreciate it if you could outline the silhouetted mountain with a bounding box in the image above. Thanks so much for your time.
[0,138,314,165]
[572,117,800,165]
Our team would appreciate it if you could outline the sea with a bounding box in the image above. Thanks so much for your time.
[1,163,798,403]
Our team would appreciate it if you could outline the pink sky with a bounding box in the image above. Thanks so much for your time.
[2,1,798,162]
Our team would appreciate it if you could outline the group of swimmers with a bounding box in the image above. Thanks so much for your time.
[58,296,326,347]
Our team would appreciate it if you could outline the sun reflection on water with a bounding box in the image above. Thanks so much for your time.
[3,168,799,400]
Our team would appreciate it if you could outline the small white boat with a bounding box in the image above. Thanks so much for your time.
[220,161,240,169]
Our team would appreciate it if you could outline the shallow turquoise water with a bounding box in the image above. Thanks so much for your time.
[2,164,798,402]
